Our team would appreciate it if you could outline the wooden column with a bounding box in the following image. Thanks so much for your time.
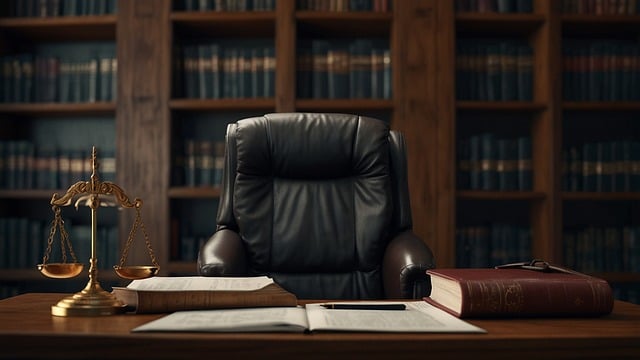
[392,0,440,256]
[116,0,171,270]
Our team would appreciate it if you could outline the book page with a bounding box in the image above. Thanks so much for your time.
[305,301,486,333]
[125,276,274,291]
[132,307,309,333]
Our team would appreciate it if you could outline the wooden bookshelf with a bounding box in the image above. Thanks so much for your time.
[1,0,638,302]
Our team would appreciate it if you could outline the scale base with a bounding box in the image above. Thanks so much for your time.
[51,279,126,317]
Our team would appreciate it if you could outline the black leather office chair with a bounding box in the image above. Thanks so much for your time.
[197,113,435,299]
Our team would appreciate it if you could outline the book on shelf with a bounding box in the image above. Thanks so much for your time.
[131,301,486,333]
[424,261,614,318]
[111,276,298,314]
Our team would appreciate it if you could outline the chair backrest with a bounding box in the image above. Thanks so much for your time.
[216,113,414,299]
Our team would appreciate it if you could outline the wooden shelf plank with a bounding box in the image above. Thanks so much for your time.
[295,99,394,111]
[457,101,547,112]
[169,98,276,111]
[168,187,221,198]
[0,15,116,41]
[0,102,116,117]
[562,192,640,201]
[457,190,547,200]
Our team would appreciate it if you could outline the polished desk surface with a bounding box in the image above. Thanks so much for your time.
[1,293,639,360]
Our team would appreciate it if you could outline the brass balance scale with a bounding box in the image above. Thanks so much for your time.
[37,147,160,317]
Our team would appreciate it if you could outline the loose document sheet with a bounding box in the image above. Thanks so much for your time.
[132,301,486,333]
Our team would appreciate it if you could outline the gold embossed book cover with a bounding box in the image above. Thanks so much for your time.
[424,265,613,318]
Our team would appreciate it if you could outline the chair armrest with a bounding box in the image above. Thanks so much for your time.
[382,231,436,299]
[197,229,248,276]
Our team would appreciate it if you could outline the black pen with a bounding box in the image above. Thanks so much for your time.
[320,303,406,310]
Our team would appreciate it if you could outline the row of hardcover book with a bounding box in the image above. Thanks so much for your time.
[562,141,640,192]
[178,233,208,262]
[0,55,117,104]
[175,44,275,99]
[0,217,119,271]
[457,134,532,191]
[177,0,275,11]
[454,0,533,13]
[561,0,640,14]
[0,141,116,190]
[7,0,117,17]
[174,139,225,187]
[564,225,640,273]
[456,39,533,102]
[614,286,640,305]
[297,39,392,99]
[297,0,391,12]
[563,40,640,102]
[457,223,640,275]
[456,223,532,268]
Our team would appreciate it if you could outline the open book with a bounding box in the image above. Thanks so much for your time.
[112,276,298,314]
[131,301,486,333]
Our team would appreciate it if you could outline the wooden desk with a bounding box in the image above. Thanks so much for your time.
[1,293,639,360]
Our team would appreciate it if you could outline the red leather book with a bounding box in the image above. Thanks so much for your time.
[424,264,614,318]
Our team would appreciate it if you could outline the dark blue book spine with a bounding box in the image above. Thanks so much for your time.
[589,42,604,101]
[197,44,210,98]
[184,139,196,187]
[469,134,481,190]
[620,44,632,101]
[595,141,612,192]
[0,142,5,189]
[0,218,6,268]
[456,41,469,100]
[312,40,329,99]
[500,41,517,101]
[328,48,349,99]
[100,148,116,183]
[250,47,264,98]
[239,48,252,98]
[621,140,632,192]
[58,149,71,188]
[480,132,497,190]
[210,44,221,99]
[199,141,214,186]
[516,45,533,101]
[470,226,489,268]
[563,43,574,101]
[455,228,471,267]
[632,142,640,191]
[517,136,532,190]
[382,49,392,99]
[348,39,372,99]
[486,42,501,101]
[370,48,384,99]
[610,141,623,192]
[263,46,275,98]
[476,45,487,100]
[457,138,470,189]
[516,0,532,13]
[296,44,313,98]
[183,45,196,98]
[582,142,597,192]
[214,141,224,186]
[497,138,509,190]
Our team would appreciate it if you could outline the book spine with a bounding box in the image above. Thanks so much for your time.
[457,275,613,317]
[517,136,532,190]
[516,45,533,101]
[327,48,349,99]
[480,132,497,190]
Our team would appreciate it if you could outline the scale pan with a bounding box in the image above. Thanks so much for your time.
[113,265,159,280]
[38,263,84,278]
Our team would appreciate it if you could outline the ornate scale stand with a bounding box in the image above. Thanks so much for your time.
[37,147,160,317]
